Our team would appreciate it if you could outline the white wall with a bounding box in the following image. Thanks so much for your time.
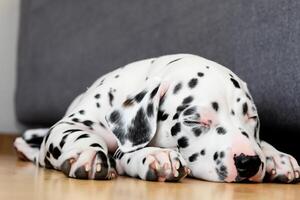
[0,0,21,134]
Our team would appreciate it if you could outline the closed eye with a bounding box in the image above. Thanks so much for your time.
[183,120,200,126]
[183,120,212,128]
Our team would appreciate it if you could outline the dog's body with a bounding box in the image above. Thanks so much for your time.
[15,54,299,183]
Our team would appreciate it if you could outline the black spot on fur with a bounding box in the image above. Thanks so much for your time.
[158,110,169,121]
[79,110,85,115]
[123,98,135,107]
[173,113,179,120]
[242,103,248,115]
[206,66,210,69]
[63,129,82,134]
[220,151,225,158]
[114,149,125,159]
[68,113,75,118]
[96,102,100,108]
[173,82,182,94]
[59,134,69,148]
[230,78,240,88]
[49,143,54,153]
[114,74,119,78]
[52,147,61,159]
[98,79,104,87]
[182,96,193,104]
[192,127,202,137]
[216,127,226,135]
[94,94,101,99]
[146,103,154,117]
[99,122,106,129]
[237,98,241,102]
[183,107,196,116]
[200,149,206,155]
[231,110,235,115]
[241,131,249,138]
[109,110,121,123]
[167,58,183,65]
[257,142,261,149]
[58,140,65,149]
[72,118,79,122]
[189,153,199,162]
[188,78,198,88]
[108,91,114,106]
[90,143,103,149]
[26,135,44,148]
[177,104,189,113]
[246,93,252,100]
[127,158,131,164]
[75,134,90,141]
[171,122,181,136]
[134,90,147,103]
[178,137,189,148]
[213,152,219,160]
[197,72,204,77]
[127,108,151,146]
[150,86,159,98]
[142,157,146,164]
[82,120,94,127]
[212,102,219,112]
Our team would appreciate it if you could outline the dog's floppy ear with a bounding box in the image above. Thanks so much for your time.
[106,80,168,153]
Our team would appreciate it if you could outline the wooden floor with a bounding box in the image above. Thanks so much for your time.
[1,134,299,200]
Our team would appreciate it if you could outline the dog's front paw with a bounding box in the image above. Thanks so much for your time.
[60,149,117,180]
[264,152,300,183]
[139,149,189,182]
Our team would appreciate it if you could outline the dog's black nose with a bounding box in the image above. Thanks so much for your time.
[234,153,261,178]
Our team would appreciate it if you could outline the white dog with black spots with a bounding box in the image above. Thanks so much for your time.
[15,54,300,183]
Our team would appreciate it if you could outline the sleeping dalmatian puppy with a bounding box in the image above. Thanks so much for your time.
[14,54,300,183]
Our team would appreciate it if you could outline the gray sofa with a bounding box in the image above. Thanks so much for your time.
[16,0,300,160]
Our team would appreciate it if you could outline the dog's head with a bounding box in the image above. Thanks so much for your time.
[167,71,266,182]
[107,67,266,182]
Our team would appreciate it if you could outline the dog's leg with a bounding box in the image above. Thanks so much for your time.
[15,121,117,180]
[261,141,300,183]
[115,147,189,182]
